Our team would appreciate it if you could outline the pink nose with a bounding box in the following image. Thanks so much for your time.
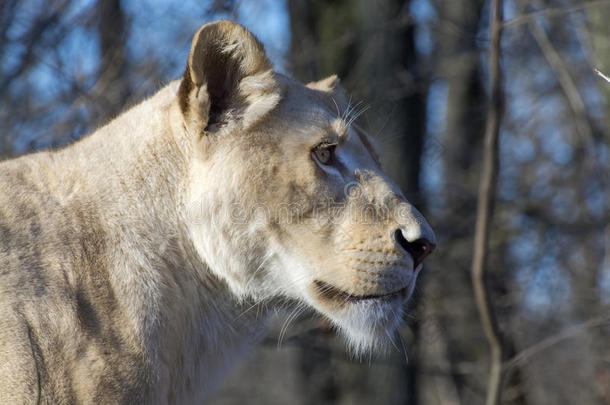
[394,229,436,268]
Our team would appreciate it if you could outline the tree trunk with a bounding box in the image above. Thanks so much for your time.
[95,0,129,121]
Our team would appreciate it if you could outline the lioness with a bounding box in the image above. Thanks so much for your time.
[0,21,435,403]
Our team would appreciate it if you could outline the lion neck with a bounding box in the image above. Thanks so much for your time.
[66,82,269,400]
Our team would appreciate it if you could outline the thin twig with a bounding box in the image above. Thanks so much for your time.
[503,0,610,28]
[504,315,610,372]
[528,17,593,140]
[595,68,610,84]
[471,0,504,404]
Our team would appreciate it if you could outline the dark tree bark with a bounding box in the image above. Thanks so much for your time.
[95,0,129,120]
[418,1,487,402]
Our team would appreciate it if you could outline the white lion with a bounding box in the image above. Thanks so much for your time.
[0,20,435,403]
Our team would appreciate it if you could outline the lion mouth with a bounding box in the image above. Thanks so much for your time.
[313,280,406,303]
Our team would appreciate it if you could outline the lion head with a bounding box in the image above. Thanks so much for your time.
[180,21,435,354]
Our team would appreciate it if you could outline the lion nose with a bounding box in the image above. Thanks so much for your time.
[393,229,436,269]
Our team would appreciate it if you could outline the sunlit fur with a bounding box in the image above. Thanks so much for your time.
[0,21,435,403]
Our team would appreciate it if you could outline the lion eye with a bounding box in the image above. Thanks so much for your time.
[313,144,336,165]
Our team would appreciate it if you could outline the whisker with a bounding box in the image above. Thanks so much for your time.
[376,130,408,145]
[347,104,370,128]
[243,251,274,292]
[346,101,365,125]
[235,299,265,320]
[277,302,307,349]
[343,98,361,124]
[331,96,341,118]
[397,330,409,364]
[373,104,398,138]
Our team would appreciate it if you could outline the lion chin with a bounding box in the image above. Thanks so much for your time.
[301,264,423,357]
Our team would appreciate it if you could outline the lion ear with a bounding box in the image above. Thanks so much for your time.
[178,20,280,134]
[307,75,348,107]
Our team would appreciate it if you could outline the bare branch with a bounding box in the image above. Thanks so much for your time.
[503,0,610,29]
[471,0,504,404]
[595,68,610,83]
[529,18,594,140]
[505,315,610,372]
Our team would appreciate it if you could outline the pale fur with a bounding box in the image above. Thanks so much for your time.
[0,21,435,403]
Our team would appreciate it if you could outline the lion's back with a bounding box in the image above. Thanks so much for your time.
[0,155,151,404]
[0,157,54,297]
[0,156,58,402]
[0,155,76,402]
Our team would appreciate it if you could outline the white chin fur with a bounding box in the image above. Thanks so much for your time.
[319,297,405,358]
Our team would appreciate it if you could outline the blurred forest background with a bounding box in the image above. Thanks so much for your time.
[1,0,610,404]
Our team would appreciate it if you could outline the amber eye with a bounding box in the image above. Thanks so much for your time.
[312,143,336,165]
